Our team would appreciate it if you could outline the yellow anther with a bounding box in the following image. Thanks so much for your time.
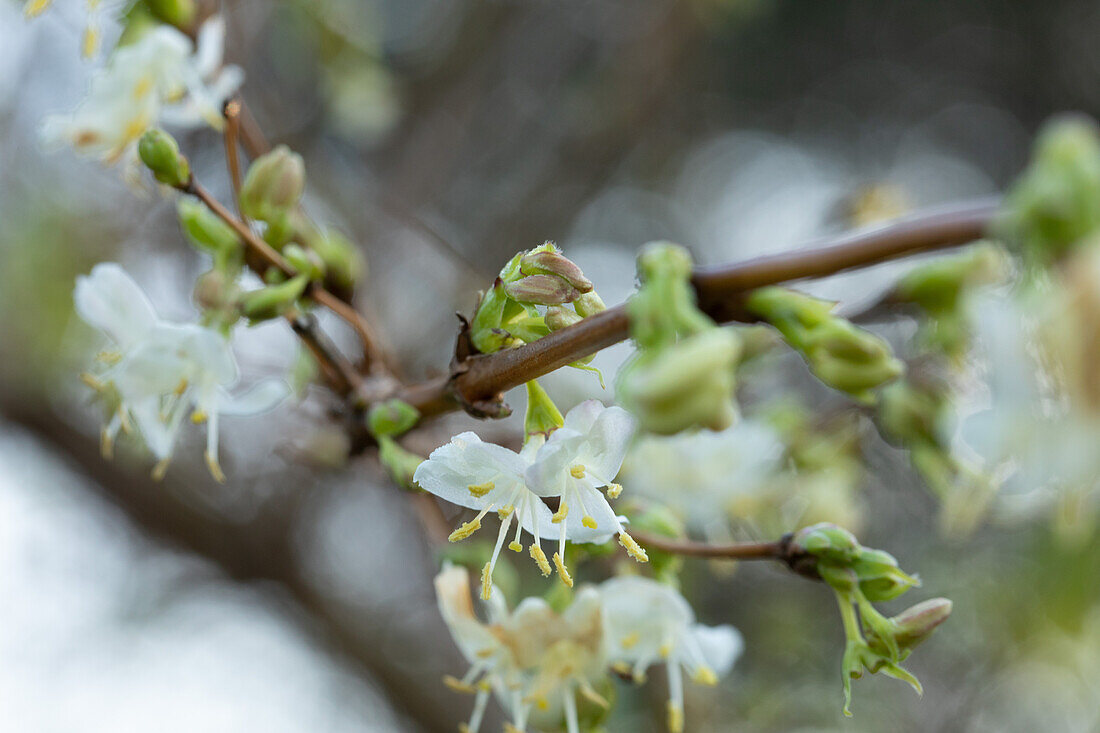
[475,647,495,659]
[467,481,494,498]
[658,642,672,659]
[534,696,549,711]
[508,541,523,553]
[667,701,685,733]
[23,0,52,18]
[458,724,470,733]
[692,666,718,686]
[95,350,122,365]
[443,675,476,694]
[620,632,640,650]
[99,428,114,460]
[578,680,610,709]
[552,552,573,588]
[504,724,524,733]
[477,679,491,692]
[480,561,493,600]
[497,505,514,519]
[606,483,623,499]
[132,75,154,100]
[611,661,632,676]
[173,378,189,397]
[569,464,586,479]
[581,515,598,530]
[448,518,482,542]
[80,372,105,391]
[529,544,551,576]
[551,500,568,524]
[81,25,99,59]
[618,531,649,563]
[204,451,226,484]
[151,458,171,481]
[191,410,208,424]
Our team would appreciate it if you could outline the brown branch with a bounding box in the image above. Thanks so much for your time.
[222,98,246,220]
[393,198,999,419]
[629,531,788,560]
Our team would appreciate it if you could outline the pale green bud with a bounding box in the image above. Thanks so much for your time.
[520,248,593,293]
[573,291,607,318]
[524,380,564,438]
[138,128,189,187]
[885,597,952,650]
[240,145,305,221]
[283,244,326,281]
[378,436,424,491]
[177,197,241,256]
[240,273,309,323]
[545,305,583,331]
[504,274,582,305]
[310,228,366,295]
[851,547,920,601]
[790,522,861,565]
[367,399,420,438]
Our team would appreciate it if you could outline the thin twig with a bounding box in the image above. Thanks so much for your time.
[629,531,786,560]
[222,98,246,220]
[391,198,999,420]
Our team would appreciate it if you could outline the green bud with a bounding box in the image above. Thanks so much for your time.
[504,274,582,305]
[573,291,607,318]
[520,248,593,293]
[240,273,309,323]
[851,547,921,601]
[378,436,425,491]
[885,597,952,650]
[367,399,420,438]
[637,240,693,282]
[143,0,196,28]
[791,522,861,564]
[894,242,1009,314]
[240,144,305,221]
[310,227,366,294]
[524,380,564,438]
[178,197,241,256]
[283,244,326,281]
[138,128,190,187]
[545,305,583,331]
[617,328,739,434]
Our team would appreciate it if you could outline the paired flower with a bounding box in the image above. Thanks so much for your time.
[415,401,647,597]
[41,17,242,181]
[435,564,741,733]
[75,263,286,480]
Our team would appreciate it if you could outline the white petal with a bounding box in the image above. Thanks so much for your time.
[193,16,227,79]
[561,486,622,543]
[73,263,158,347]
[690,623,743,677]
[217,379,289,416]
[525,430,585,496]
[583,405,636,481]
[562,399,606,434]
[413,432,528,510]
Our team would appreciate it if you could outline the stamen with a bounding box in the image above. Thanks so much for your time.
[605,483,623,499]
[449,518,482,542]
[529,544,551,576]
[551,500,568,524]
[667,661,685,733]
[582,516,598,530]
[80,372,105,391]
[151,458,171,481]
[667,701,685,733]
[100,427,113,459]
[81,24,99,59]
[497,505,514,519]
[191,410,208,424]
[692,666,719,686]
[618,531,649,563]
[611,661,633,676]
[658,641,673,659]
[443,675,476,694]
[95,350,122,365]
[23,0,53,18]
[173,378,189,397]
[620,633,640,650]
[467,481,494,498]
[480,561,493,601]
[569,464,586,479]
[578,680,609,708]
[204,450,226,484]
[552,552,573,587]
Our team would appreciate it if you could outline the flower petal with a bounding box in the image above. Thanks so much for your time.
[74,263,158,348]
[217,379,288,416]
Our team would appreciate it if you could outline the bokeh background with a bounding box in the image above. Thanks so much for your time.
[2,1,1100,731]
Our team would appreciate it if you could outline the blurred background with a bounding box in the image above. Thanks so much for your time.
[2,0,1100,731]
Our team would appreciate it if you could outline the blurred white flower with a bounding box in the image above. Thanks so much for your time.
[526,400,649,575]
[23,0,123,59]
[41,18,242,181]
[75,263,286,481]
[600,575,742,733]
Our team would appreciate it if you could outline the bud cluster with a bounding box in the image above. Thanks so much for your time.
[617,242,741,434]
[789,522,951,714]
[746,286,903,403]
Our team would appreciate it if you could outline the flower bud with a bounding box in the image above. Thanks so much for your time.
[378,436,425,491]
[310,228,366,294]
[887,598,953,649]
[637,241,694,282]
[367,399,420,438]
[851,547,920,601]
[523,380,564,438]
[617,328,739,434]
[240,273,309,323]
[790,522,861,565]
[544,306,582,331]
[177,198,241,256]
[138,128,190,187]
[573,291,606,318]
[504,274,581,305]
[283,244,326,281]
[520,248,593,292]
[240,145,305,221]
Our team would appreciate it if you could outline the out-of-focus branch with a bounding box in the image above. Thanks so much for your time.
[392,199,998,420]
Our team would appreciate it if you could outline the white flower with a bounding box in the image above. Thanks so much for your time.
[75,263,286,480]
[621,420,784,533]
[41,18,242,180]
[414,433,559,598]
[434,563,608,733]
[599,575,742,733]
[526,400,649,580]
[23,0,124,59]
